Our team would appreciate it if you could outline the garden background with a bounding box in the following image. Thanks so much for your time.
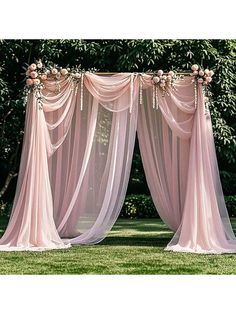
[0,39,235,219]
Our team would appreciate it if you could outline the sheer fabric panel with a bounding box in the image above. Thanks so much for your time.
[0,73,139,250]
[1,72,236,254]
[139,76,236,253]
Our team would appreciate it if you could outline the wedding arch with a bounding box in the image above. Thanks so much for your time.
[0,61,236,254]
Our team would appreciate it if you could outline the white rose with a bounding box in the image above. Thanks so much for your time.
[61,68,68,76]
[74,72,81,79]
[153,76,160,84]
[51,68,58,75]
[37,62,43,69]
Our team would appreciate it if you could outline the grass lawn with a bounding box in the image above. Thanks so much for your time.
[1,217,236,274]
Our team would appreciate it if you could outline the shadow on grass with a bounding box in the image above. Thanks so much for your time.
[101,236,171,248]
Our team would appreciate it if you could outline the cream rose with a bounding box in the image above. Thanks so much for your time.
[40,74,47,81]
[153,76,160,84]
[29,63,37,71]
[61,68,68,76]
[51,68,58,75]
[33,79,40,85]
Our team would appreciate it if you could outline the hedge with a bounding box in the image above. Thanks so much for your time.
[1,195,236,219]
[120,194,159,219]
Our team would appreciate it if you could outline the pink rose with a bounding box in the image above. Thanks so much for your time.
[198,78,203,84]
[61,68,68,76]
[51,68,58,75]
[191,64,199,71]
[193,70,198,76]
[198,70,204,76]
[30,71,38,78]
[168,71,174,77]
[40,74,47,81]
[206,77,212,82]
[29,63,37,71]
[153,76,160,84]
[26,69,31,76]
[157,70,163,76]
[160,82,166,87]
[33,79,40,85]
[26,78,33,86]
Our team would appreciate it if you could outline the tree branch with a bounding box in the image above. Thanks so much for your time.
[0,141,20,199]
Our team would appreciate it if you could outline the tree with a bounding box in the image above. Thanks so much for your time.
[0,39,235,203]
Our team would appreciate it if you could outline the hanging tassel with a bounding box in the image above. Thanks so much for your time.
[80,73,84,111]
[194,79,198,109]
[139,74,143,105]
[75,80,79,95]
[55,80,61,94]
[155,84,159,110]
[129,73,134,113]
[152,84,156,109]
[35,87,44,110]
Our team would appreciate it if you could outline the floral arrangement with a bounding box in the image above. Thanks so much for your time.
[24,60,89,108]
[151,69,176,94]
[191,64,214,85]
[25,60,84,88]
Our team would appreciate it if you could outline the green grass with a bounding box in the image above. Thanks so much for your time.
[1,217,236,274]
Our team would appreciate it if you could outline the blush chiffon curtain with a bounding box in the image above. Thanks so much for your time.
[0,72,236,254]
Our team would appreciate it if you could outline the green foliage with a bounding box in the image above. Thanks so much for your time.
[220,171,236,195]
[0,201,11,217]
[0,39,236,200]
[120,194,158,219]
[225,196,236,217]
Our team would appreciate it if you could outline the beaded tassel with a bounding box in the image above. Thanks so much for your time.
[129,73,134,113]
[35,88,44,110]
[139,75,143,105]
[155,84,159,110]
[55,80,61,94]
[152,84,156,109]
[80,73,84,111]
[194,79,198,109]
[75,80,79,95]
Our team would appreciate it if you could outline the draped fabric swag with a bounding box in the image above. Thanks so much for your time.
[0,72,236,254]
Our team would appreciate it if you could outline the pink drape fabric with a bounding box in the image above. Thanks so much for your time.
[0,93,70,250]
[0,72,235,254]
[0,73,139,250]
[165,87,236,253]
[138,76,194,231]
[139,76,236,254]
